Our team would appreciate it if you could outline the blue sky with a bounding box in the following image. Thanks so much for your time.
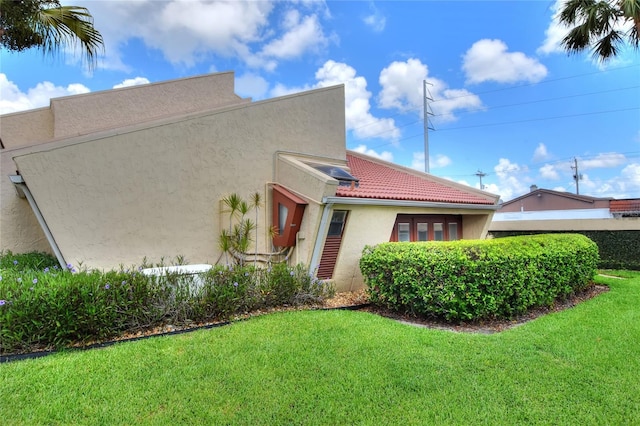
[1,0,639,200]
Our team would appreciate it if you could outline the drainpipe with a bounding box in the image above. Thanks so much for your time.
[309,202,333,275]
[9,175,67,270]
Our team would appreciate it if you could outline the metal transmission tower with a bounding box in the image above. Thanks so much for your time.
[475,170,487,190]
[423,80,435,173]
[571,157,583,194]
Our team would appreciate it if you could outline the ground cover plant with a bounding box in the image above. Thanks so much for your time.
[0,251,333,354]
[360,233,599,321]
[0,272,638,424]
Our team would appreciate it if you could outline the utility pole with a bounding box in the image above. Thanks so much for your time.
[423,80,435,174]
[475,170,487,190]
[571,157,582,195]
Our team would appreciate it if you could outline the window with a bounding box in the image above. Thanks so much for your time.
[278,204,288,235]
[398,223,411,242]
[417,223,428,241]
[433,223,444,241]
[448,223,459,241]
[390,214,462,242]
[272,185,307,247]
[328,210,348,237]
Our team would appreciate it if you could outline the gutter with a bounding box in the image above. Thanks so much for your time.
[9,175,67,270]
[322,196,500,211]
[309,202,334,275]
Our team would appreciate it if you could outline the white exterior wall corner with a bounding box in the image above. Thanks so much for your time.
[4,83,347,268]
[275,154,340,202]
[330,205,495,292]
[271,154,345,270]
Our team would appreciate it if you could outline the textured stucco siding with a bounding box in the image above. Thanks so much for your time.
[51,72,248,140]
[0,108,53,148]
[330,206,494,292]
[7,85,346,269]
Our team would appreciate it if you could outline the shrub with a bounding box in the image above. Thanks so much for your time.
[360,234,599,322]
[0,256,334,354]
[0,250,58,272]
[490,230,640,271]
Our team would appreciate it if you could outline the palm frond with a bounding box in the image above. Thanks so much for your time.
[35,5,103,69]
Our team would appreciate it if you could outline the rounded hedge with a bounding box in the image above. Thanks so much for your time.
[360,233,599,322]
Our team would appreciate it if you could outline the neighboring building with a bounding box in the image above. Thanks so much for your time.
[1,72,499,291]
[490,185,640,233]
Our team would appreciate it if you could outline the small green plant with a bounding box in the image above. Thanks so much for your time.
[220,193,260,266]
[0,250,58,272]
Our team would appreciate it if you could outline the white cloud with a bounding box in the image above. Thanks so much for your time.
[316,61,400,141]
[432,154,452,168]
[581,152,627,169]
[72,0,330,71]
[378,58,483,123]
[260,12,328,60]
[363,4,386,32]
[463,39,548,84]
[620,163,640,191]
[113,77,150,89]
[491,158,531,200]
[235,73,270,99]
[539,164,560,180]
[410,153,451,172]
[269,60,399,142]
[411,152,426,172]
[537,0,568,56]
[0,74,90,114]
[533,143,551,162]
[352,144,394,162]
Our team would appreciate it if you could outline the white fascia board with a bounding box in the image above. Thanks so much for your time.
[322,196,499,211]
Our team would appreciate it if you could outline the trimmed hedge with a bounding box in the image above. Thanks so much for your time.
[490,230,640,271]
[0,259,334,355]
[360,234,599,322]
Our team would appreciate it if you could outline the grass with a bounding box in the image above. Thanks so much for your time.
[1,272,639,425]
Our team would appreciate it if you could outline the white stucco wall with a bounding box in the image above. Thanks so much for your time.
[4,83,346,269]
[330,205,495,292]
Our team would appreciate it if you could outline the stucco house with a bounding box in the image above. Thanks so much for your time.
[1,72,499,291]
[490,185,640,234]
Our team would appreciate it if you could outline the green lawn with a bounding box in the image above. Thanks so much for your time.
[1,272,639,425]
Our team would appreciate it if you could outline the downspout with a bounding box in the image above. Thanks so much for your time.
[309,202,333,275]
[9,175,67,270]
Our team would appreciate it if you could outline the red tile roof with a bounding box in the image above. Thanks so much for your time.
[610,199,640,213]
[335,152,496,205]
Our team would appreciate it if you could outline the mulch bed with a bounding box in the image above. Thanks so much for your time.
[353,283,610,333]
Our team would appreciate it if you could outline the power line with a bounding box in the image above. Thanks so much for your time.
[426,151,640,180]
[435,106,640,132]
[430,63,640,103]
[353,84,639,142]
[369,106,640,149]
[347,63,640,139]
[432,85,640,117]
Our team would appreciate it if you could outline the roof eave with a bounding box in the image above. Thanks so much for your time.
[323,196,499,210]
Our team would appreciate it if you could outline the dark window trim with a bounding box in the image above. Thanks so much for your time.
[390,214,463,242]
[272,185,307,247]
